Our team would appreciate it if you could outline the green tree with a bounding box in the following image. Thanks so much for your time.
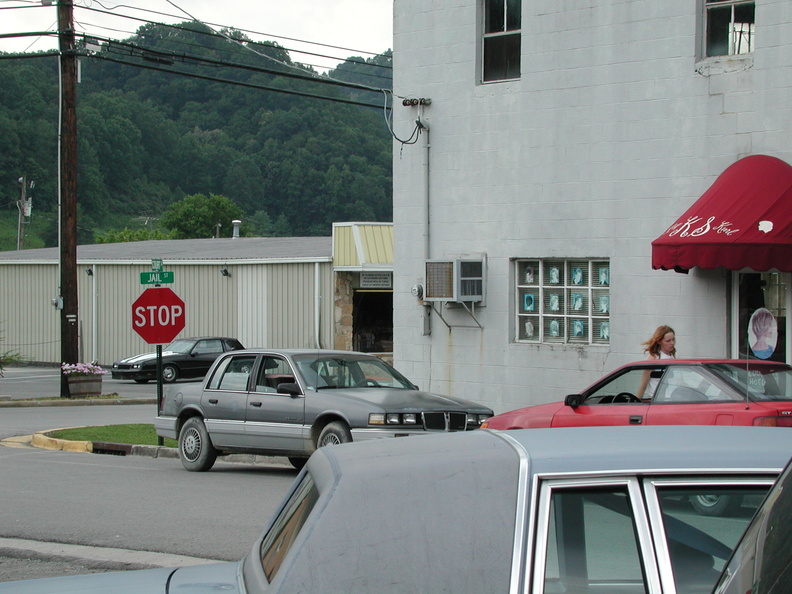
[161,193,244,239]
[96,227,175,243]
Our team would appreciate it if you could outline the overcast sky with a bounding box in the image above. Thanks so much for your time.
[1,0,393,69]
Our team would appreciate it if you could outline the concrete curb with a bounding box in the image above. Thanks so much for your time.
[31,432,93,453]
[26,430,291,467]
[0,398,157,408]
[0,537,224,569]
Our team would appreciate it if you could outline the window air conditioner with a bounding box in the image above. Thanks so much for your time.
[424,260,484,303]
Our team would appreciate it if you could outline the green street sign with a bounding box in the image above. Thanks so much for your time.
[151,258,163,272]
[140,271,174,285]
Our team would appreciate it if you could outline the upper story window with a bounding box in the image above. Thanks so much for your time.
[482,0,521,82]
[706,0,755,57]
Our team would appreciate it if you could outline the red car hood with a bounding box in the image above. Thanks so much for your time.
[483,401,566,429]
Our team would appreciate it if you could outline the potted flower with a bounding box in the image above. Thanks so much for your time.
[61,362,107,398]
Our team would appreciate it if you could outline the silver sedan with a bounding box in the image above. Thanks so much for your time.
[155,349,494,471]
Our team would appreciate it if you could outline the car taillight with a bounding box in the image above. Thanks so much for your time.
[753,416,792,427]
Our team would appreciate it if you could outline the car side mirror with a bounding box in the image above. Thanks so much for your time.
[565,393,584,409]
[278,383,302,397]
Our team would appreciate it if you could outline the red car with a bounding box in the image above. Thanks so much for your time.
[482,359,792,430]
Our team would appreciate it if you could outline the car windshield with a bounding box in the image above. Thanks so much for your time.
[292,354,415,390]
[163,339,196,354]
[707,362,792,402]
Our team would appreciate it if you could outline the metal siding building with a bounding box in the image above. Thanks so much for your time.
[0,237,334,365]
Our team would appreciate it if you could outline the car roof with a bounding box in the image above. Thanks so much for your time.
[617,358,791,368]
[219,348,373,357]
[176,336,238,341]
[318,425,792,479]
[266,426,792,593]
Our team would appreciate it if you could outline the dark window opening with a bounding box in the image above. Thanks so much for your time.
[706,1,755,57]
[483,0,521,82]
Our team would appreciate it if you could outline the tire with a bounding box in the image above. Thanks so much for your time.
[690,494,743,517]
[288,457,308,470]
[134,379,149,384]
[162,364,178,383]
[178,417,218,472]
[317,421,352,448]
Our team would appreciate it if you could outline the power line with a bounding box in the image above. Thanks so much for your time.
[93,53,390,111]
[80,1,387,58]
[100,36,389,94]
[75,3,391,74]
[75,18,393,83]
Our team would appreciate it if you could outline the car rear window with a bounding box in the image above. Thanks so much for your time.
[708,363,792,401]
[260,473,319,582]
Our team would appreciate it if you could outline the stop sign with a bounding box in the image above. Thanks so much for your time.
[132,288,186,344]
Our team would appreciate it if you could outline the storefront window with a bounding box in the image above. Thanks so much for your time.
[737,273,788,363]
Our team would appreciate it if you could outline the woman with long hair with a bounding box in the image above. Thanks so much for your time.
[636,325,676,399]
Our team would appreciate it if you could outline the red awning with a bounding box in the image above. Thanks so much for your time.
[652,155,792,272]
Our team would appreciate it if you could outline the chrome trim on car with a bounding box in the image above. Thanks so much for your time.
[351,427,429,440]
[642,476,777,592]
[529,476,662,594]
[489,430,530,594]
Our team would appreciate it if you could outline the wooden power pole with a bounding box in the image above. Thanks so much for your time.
[58,0,80,397]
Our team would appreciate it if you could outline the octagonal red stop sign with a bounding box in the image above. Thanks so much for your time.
[132,288,186,344]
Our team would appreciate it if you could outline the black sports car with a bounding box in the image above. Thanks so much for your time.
[111,337,244,383]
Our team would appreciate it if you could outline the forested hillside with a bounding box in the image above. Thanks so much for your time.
[0,21,393,249]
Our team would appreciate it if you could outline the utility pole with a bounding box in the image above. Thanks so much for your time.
[16,176,33,250]
[58,0,79,397]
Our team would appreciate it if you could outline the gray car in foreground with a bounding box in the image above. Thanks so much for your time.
[714,440,792,593]
[3,426,792,593]
[154,349,494,471]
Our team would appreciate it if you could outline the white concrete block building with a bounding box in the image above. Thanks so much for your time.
[392,0,792,414]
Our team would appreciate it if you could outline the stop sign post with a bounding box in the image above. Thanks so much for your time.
[132,288,185,432]
[132,287,185,344]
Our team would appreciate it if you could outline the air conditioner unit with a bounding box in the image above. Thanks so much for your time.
[424,259,484,303]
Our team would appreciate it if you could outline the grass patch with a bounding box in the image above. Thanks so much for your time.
[48,424,177,448]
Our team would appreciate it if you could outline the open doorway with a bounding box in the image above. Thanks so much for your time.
[353,291,393,353]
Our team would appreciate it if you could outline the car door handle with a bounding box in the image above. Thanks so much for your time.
[208,399,218,405]
[629,416,643,425]
[250,401,262,407]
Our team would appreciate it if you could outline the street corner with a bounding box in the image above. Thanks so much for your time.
[0,434,36,449]
[30,430,93,453]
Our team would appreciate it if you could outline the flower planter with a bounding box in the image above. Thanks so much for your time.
[67,376,102,398]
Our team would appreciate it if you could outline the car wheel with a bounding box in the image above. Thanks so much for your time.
[317,421,352,448]
[162,364,178,383]
[178,417,218,472]
[690,494,743,516]
[288,457,308,470]
[134,379,149,384]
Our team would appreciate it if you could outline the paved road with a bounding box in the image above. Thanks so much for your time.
[0,388,297,584]
[0,365,200,401]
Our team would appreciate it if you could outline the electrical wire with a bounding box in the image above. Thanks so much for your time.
[100,36,386,94]
[77,2,391,75]
[74,17,392,83]
[93,53,387,110]
[1,2,419,144]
